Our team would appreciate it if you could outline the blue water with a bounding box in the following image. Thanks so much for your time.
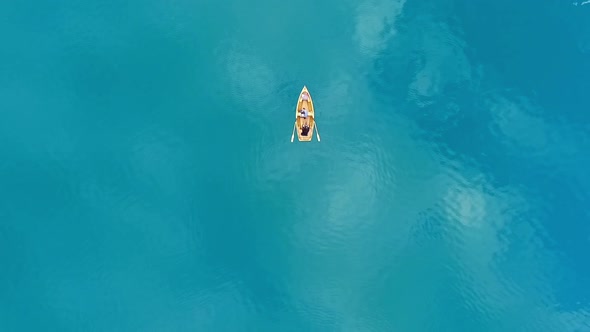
[1,0,590,330]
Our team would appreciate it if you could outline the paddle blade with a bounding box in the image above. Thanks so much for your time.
[290,122,296,142]
[315,124,320,142]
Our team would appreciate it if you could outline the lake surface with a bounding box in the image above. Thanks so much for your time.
[1,0,590,331]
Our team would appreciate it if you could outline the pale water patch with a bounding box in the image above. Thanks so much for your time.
[440,164,590,330]
[323,156,379,238]
[353,0,406,58]
[487,93,590,176]
[225,45,277,112]
[408,21,473,106]
[488,95,551,152]
[441,167,516,264]
[444,182,487,228]
[279,119,452,330]
[286,145,382,254]
[317,72,356,122]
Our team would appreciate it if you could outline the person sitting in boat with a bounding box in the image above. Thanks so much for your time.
[300,107,308,117]
[301,124,310,136]
[301,92,309,101]
[299,108,309,127]
[300,108,309,119]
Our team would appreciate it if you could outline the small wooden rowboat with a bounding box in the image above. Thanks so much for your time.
[291,86,320,142]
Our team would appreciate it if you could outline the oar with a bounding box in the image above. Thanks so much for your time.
[315,123,321,142]
[290,122,296,142]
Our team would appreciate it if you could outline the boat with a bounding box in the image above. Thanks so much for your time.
[291,86,320,142]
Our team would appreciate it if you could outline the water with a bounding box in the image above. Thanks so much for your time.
[1,0,590,331]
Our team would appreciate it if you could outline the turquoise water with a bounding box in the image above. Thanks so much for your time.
[2,0,590,330]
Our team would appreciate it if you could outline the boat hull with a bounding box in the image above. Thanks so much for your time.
[295,86,315,142]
